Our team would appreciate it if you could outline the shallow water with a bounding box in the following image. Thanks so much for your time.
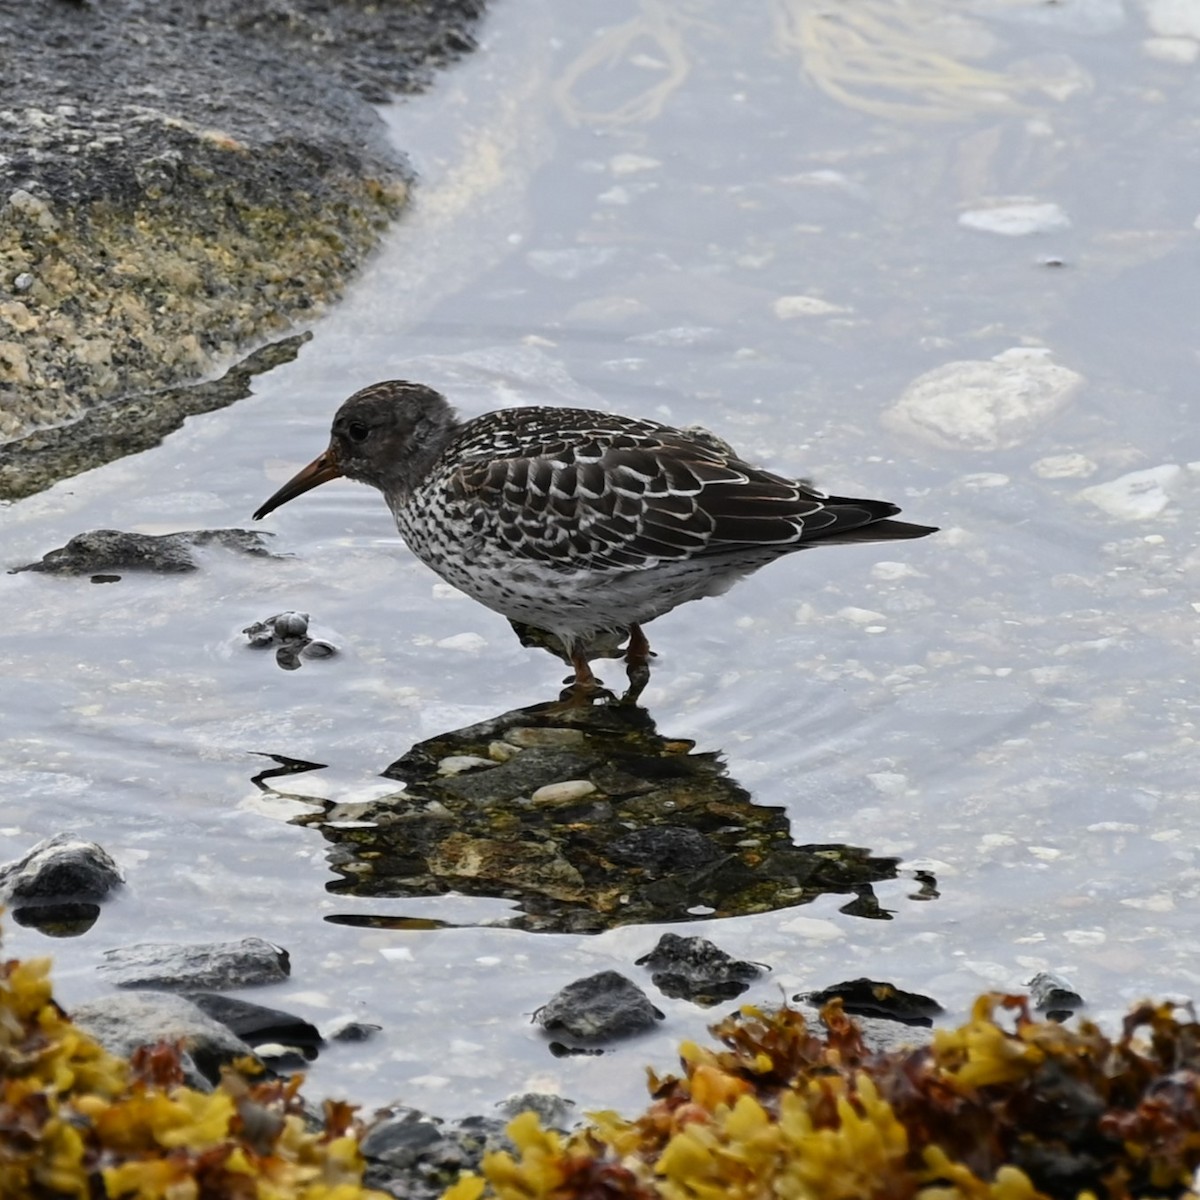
[2,0,1199,1117]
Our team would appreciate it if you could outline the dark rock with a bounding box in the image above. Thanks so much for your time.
[71,991,260,1089]
[0,832,123,903]
[497,1092,576,1130]
[13,528,275,576]
[800,978,944,1027]
[181,992,322,1057]
[636,933,764,1007]
[243,611,339,671]
[98,936,290,990]
[361,1107,510,1200]
[1028,971,1085,1019]
[326,1018,382,1043]
[608,826,721,871]
[11,902,102,937]
[536,970,663,1042]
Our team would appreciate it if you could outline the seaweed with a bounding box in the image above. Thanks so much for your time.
[449,996,1200,1200]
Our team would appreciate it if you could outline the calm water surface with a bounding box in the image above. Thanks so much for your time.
[2,0,1198,1116]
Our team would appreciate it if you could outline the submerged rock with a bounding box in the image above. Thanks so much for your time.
[636,932,765,1007]
[536,971,663,1042]
[885,348,1083,451]
[98,936,290,990]
[70,991,260,1090]
[13,528,276,576]
[0,832,123,904]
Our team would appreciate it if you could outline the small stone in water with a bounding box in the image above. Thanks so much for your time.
[300,639,337,659]
[959,200,1070,236]
[437,755,496,777]
[530,780,597,804]
[1078,465,1181,521]
[273,611,310,638]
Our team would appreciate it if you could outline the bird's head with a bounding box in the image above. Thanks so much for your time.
[252,381,458,519]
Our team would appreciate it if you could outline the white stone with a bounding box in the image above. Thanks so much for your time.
[959,200,1070,236]
[772,294,849,318]
[871,561,922,581]
[778,915,845,941]
[1143,0,1200,39]
[530,780,597,804]
[1143,35,1200,62]
[1032,453,1097,479]
[1078,464,1182,520]
[884,348,1083,451]
[838,606,886,624]
[867,771,909,795]
[609,153,661,175]
[436,755,495,776]
[435,632,488,653]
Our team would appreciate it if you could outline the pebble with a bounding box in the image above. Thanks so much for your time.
[884,348,1083,451]
[530,780,597,804]
[435,632,488,654]
[437,755,496,777]
[958,200,1070,236]
[609,153,660,175]
[772,294,850,318]
[1143,35,1200,63]
[1032,453,1097,479]
[838,606,886,624]
[487,740,520,763]
[1078,465,1181,520]
[1143,0,1200,38]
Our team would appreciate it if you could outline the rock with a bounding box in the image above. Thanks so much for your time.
[958,200,1071,236]
[98,936,290,990]
[70,991,259,1089]
[497,1092,577,1130]
[326,1017,383,1043]
[530,780,597,804]
[536,971,663,1041]
[772,295,850,318]
[244,611,339,671]
[636,933,765,1007]
[1032,453,1097,479]
[181,992,323,1057]
[1028,971,1085,1018]
[1078,465,1182,520]
[800,978,944,1027]
[0,832,123,904]
[607,826,721,870]
[1143,0,1200,38]
[884,349,1084,451]
[0,0,486,499]
[361,1107,510,1200]
[13,528,275,576]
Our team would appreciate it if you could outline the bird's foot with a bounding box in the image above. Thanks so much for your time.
[558,655,615,707]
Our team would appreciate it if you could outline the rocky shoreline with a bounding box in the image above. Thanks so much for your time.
[0,0,485,500]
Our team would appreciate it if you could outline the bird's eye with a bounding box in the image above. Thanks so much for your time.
[346,421,371,444]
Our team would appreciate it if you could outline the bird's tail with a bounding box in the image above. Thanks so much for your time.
[825,518,939,544]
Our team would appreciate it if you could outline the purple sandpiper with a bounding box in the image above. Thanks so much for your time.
[254,381,937,700]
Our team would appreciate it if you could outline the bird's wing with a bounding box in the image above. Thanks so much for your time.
[446,409,883,570]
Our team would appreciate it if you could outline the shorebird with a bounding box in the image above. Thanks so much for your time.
[253,381,936,700]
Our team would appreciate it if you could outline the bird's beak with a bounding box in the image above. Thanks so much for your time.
[253,446,343,520]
